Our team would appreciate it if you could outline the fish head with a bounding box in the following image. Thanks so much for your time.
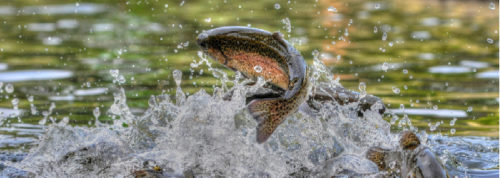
[196,26,291,90]
[196,31,227,65]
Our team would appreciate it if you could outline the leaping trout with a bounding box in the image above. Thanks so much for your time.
[196,26,308,143]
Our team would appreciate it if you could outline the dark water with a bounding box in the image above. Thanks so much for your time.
[0,0,498,177]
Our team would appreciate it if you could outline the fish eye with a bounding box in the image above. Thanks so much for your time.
[198,40,208,49]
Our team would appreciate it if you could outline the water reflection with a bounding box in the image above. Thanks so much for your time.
[21,3,107,15]
[0,6,14,15]
[56,19,79,29]
[0,63,7,71]
[390,108,467,118]
[48,95,75,101]
[418,53,435,60]
[476,70,499,79]
[411,31,431,40]
[26,23,56,32]
[0,70,73,82]
[428,65,472,74]
[459,60,489,69]
[42,37,62,46]
[421,17,440,27]
[73,88,108,96]
[92,23,114,32]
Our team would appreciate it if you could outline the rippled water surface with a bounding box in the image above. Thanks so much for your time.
[0,0,498,177]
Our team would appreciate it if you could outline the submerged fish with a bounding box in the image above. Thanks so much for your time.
[365,131,448,177]
[197,26,308,143]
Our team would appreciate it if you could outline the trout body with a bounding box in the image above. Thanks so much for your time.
[197,26,308,143]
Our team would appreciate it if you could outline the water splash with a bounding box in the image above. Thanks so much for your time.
[1,50,398,177]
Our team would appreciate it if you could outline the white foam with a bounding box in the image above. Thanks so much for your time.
[0,108,22,118]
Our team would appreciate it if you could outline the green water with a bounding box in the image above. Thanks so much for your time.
[0,0,498,151]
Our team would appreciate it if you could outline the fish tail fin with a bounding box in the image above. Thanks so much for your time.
[247,98,287,143]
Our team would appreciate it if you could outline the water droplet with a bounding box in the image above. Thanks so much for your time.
[204,18,211,23]
[382,32,387,41]
[429,121,440,131]
[253,65,263,73]
[164,4,169,8]
[117,75,126,84]
[467,106,473,112]
[93,107,100,120]
[486,38,494,44]
[281,17,291,33]
[489,2,496,10]
[399,104,404,110]
[59,117,69,126]
[5,83,13,93]
[373,26,378,33]
[274,3,281,9]
[11,98,19,110]
[28,95,34,102]
[381,62,389,72]
[450,128,456,134]
[392,86,400,94]
[403,69,408,74]
[109,69,119,78]
[388,42,393,47]
[359,82,366,97]
[390,115,398,125]
[327,6,337,12]
[433,105,438,110]
[450,118,457,126]
[173,70,182,87]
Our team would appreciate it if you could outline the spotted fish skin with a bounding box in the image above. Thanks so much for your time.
[366,131,448,177]
[197,26,308,143]
[399,131,448,178]
[197,26,292,90]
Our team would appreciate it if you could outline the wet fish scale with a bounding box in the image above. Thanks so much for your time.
[222,49,289,90]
